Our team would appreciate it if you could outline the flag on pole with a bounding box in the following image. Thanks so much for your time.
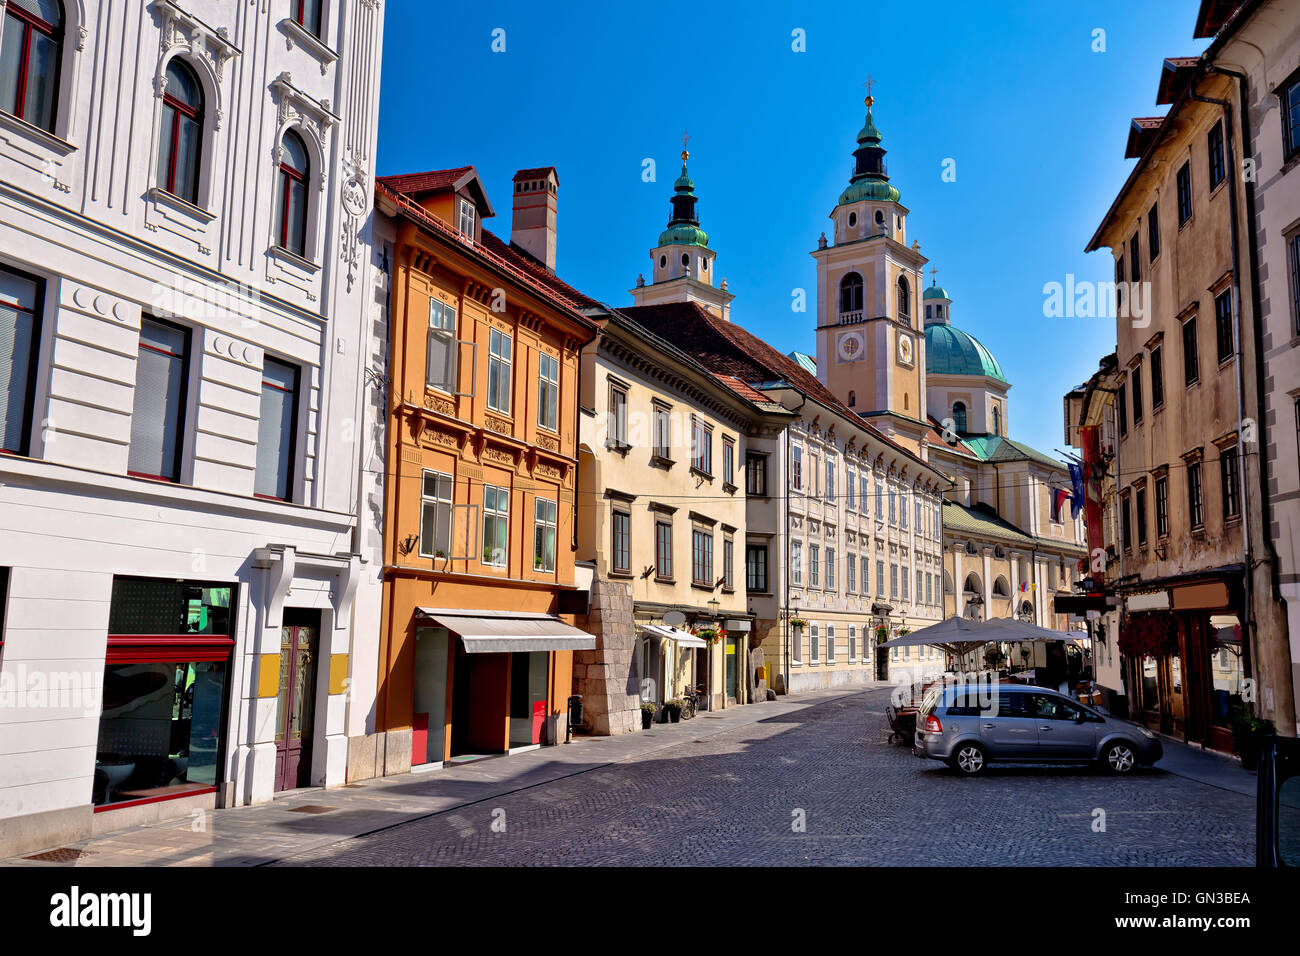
[1067,463,1085,520]
[1051,487,1071,523]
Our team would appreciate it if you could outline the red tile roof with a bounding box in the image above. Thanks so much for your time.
[620,301,942,477]
[714,374,772,405]
[378,166,496,218]
[1125,117,1166,159]
[375,179,599,327]
[513,167,558,183]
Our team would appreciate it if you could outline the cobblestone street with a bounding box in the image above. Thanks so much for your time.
[277,687,1254,867]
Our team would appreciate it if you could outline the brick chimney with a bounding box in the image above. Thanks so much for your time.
[511,167,558,272]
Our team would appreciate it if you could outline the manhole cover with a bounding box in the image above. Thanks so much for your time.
[286,804,337,814]
[25,846,91,862]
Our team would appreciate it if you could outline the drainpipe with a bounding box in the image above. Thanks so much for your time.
[1188,73,1257,704]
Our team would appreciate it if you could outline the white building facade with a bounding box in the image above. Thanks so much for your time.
[0,0,386,855]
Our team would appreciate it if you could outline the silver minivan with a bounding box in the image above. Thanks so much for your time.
[913,683,1163,775]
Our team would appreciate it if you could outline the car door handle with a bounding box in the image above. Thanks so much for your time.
[982,723,995,729]
[1039,725,1052,731]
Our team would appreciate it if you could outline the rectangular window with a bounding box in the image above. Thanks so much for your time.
[1121,495,1132,551]
[825,625,835,664]
[1148,202,1160,261]
[692,417,713,475]
[890,563,898,599]
[1117,382,1128,437]
[457,198,476,237]
[1183,316,1200,386]
[649,402,670,459]
[608,382,628,448]
[611,510,630,574]
[810,624,820,664]
[888,487,897,525]
[861,556,870,595]
[1284,70,1300,160]
[745,452,766,495]
[792,540,803,586]
[825,458,835,503]
[846,468,855,509]
[1131,363,1143,425]
[419,470,453,559]
[809,452,820,496]
[723,537,734,591]
[848,626,857,663]
[1177,161,1193,225]
[791,621,802,664]
[860,475,870,515]
[482,484,509,567]
[915,500,922,532]
[0,266,42,456]
[876,560,885,595]
[426,299,458,392]
[875,481,884,518]
[723,438,735,486]
[917,570,923,604]
[1221,447,1241,519]
[825,548,835,590]
[692,528,713,586]
[655,520,673,579]
[846,553,856,593]
[746,544,768,592]
[1151,345,1165,410]
[129,317,189,482]
[900,491,909,530]
[487,328,512,413]
[1129,233,1140,281]
[1215,289,1234,364]
[901,568,909,602]
[809,544,820,588]
[534,498,557,573]
[1156,475,1169,538]
[1188,461,1204,530]
[791,444,803,490]
[926,572,933,605]
[1136,487,1148,546]
[255,358,298,501]
[537,352,559,431]
[1290,233,1300,336]
[1208,121,1226,190]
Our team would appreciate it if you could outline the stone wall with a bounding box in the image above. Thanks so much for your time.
[573,579,641,735]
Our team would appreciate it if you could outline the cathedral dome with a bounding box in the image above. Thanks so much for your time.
[658,223,709,247]
[925,323,1007,383]
[923,285,950,301]
[838,178,902,205]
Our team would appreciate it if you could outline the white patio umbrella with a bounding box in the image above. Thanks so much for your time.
[876,616,990,658]
[975,617,1087,644]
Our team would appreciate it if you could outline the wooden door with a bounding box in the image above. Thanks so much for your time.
[274,619,318,791]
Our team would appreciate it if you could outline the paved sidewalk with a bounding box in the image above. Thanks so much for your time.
[2,688,859,868]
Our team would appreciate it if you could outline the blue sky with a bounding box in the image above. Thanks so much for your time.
[377,0,1209,457]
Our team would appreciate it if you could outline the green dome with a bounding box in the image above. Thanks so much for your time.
[657,223,709,247]
[837,178,902,205]
[924,285,950,300]
[925,323,1007,383]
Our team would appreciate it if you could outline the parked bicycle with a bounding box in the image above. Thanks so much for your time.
[681,686,701,719]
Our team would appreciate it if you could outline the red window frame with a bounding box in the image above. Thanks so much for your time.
[127,318,190,483]
[159,62,203,203]
[3,0,63,130]
[295,0,323,38]
[278,146,309,256]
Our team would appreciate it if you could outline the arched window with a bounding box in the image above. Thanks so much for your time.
[963,573,981,595]
[897,275,911,319]
[839,272,863,317]
[295,0,323,38]
[277,130,310,257]
[1,0,63,132]
[952,401,967,434]
[157,59,204,205]
[847,390,856,407]
[993,576,1009,596]
[993,405,1001,436]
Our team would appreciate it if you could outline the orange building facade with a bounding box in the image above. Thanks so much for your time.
[372,168,599,773]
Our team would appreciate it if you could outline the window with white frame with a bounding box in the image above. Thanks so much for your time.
[825,548,836,590]
[457,197,476,238]
[810,624,820,663]
[652,402,671,458]
[608,381,628,448]
[487,328,512,413]
[810,544,820,587]
[537,352,559,431]
[254,358,299,501]
[692,417,713,475]
[848,625,857,662]
[901,568,909,602]
[723,535,734,591]
[861,556,870,595]
[792,443,803,490]
[426,299,457,392]
[890,563,898,599]
[1,0,65,133]
[128,317,190,483]
[847,468,856,509]
[419,470,453,558]
[847,553,856,593]
[533,497,557,573]
[876,559,885,595]
[792,540,803,586]
[482,484,509,567]
[825,457,835,502]
[691,527,713,586]
[826,625,836,664]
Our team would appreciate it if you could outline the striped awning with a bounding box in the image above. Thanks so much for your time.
[415,608,596,654]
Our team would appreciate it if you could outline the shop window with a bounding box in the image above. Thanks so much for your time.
[96,577,235,809]
[254,358,299,501]
[0,265,43,456]
[128,317,189,482]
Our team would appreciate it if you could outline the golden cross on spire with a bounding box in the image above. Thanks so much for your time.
[930,265,939,285]
[863,75,874,108]
[681,129,690,162]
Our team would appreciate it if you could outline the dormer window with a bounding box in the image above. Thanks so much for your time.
[457,198,476,238]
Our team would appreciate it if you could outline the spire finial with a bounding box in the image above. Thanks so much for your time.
[863,75,874,109]
[681,129,690,163]
[930,265,939,285]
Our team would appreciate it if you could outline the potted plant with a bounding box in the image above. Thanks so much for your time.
[875,625,889,643]
[664,698,683,722]
[640,701,657,729]
[789,617,808,630]
[1229,703,1275,771]
[693,624,725,646]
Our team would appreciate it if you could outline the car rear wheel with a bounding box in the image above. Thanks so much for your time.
[1103,741,1137,774]
[950,742,988,775]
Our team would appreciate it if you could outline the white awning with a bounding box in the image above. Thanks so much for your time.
[641,624,707,648]
[416,607,596,654]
